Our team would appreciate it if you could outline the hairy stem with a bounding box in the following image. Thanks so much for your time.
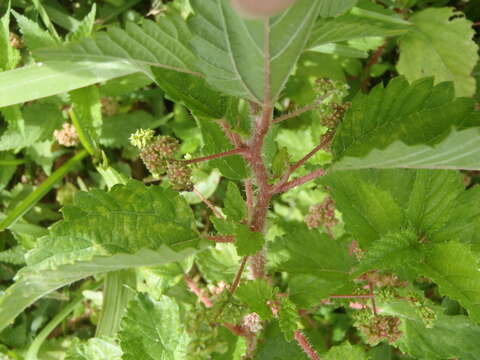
[273,168,325,194]
[193,187,224,219]
[294,330,320,360]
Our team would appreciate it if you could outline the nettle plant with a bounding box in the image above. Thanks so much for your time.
[0,0,479,359]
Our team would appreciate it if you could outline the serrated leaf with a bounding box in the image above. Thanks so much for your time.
[332,77,477,161]
[224,182,247,222]
[278,297,299,341]
[324,169,466,246]
[356,229,422,276]
[382,300,480,360]
[236,279,273,320]
[67,4,96,42]
[418,241,480,323]
[1,5,20,71]
[66,337,122,360]
[323,342,368,360]
[119,294,189,360]
[189,0,321,103]
[397,7,479,97]
[0,181,205,331]
[35,16,198,79]
[0,61,135,108]
[271,221,354,280]
[199,120,248,180]
[12,10,57,50]
[323,171,404,245]
[333,127,480,171]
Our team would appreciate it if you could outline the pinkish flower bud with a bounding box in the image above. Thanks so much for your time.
[53,123,79,147]
[242,312,262,333]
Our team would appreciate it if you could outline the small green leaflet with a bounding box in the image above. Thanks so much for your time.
[236,279,274,320]
[119,294,189,360]
[211,217,264,256]
[224,182,247,222]
[278,297,299,341]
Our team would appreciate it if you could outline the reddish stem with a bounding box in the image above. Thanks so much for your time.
[184,275,213,308]
[369,282,378,316]
[204,235,235,243]
[219,120,244,148]
[275,132,332,190]
[186,148,246,164]
[273,102,320,124]
[273,168,325,194]
[229,256,249,294]
[245,179,254,222]
[294,330,320,360]
[193,187,224,219]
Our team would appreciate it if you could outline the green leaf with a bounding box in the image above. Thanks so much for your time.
[270,221,354,280]
[234,224,264,257]
[397,7,479,97]
[66,338,122,360]
[332,77,476,161]
[35,16,199,79]
[325,169,466,246]
[196,243,241,283]
[309,10,409,48]
[0,103,63,152]
[199,120,248,180]
[13,10,57,51]
[1,5,20,71]
[119,294,189,360]
[0,181,205,331]
[278,297,299,341]
[224,182,247,222]
[323,170,404,245]
[323,342,368,360]
[67,4,96,42]
[418,241,480,323]
[382,300,480,360]
[356,229,423,276]
[189,0,321,103]
[211,217,264,256]
[70,86,102,156]
[333,127,480,171]
[236,279,273,320]
[0,61,135,108]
